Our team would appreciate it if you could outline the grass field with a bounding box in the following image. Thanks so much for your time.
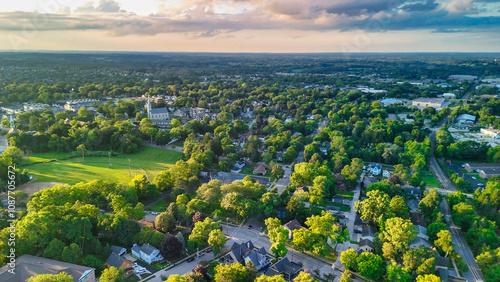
[23,147,182,185]
[421,170,442,188]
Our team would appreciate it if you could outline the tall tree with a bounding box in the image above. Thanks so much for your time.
[160,233,183,259]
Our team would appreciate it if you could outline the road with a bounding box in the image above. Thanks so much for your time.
[441,200,485,282]
[147,222,336,281]
[333,173,363,282]
[428,117,484,281]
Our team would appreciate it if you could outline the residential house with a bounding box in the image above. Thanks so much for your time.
[0,254,96,282]
[131,244,163,264]
[361,226,378,241]
[265,257,302,281]
[405,187,423,199]
[319,142,330,154]
[335,214,348,226]
[172,108,190,118]
[448,75,477,81]
[435,256,450,270]
[110,246,127,256]
[253,165,267,175]
[410,212,427,227]
[354,213,364,230]
[326,206,341,215]
[408,200,419,213]
[416,225,429,241]
[383,169,394,178]
[105,253,134,275]
[225,241,269,270]
[439,269,467,282]
[410,237,432,249]
[332,195,344,205]
[371,164,382,176]
[283,220,305,239]
[358,239,374,253]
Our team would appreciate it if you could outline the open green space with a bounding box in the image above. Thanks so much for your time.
[421,170,442,188]
[23,147,182,185]
[336,191,354,199]
[145,200,168,212]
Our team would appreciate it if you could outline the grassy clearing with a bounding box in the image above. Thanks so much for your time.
[23,146,182,185]
[421,170,442,188]
[336,191,354,199]
[145,200,168,212]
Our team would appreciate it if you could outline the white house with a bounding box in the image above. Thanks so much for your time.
[131,244,163,264]
[371,164,381,176]
[442,93,456,99]
[456,114,476,124]
[358,239,374,253]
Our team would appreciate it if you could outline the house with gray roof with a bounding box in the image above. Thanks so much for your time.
[131,243,163,264]
[361,226,378,241]
[0,254,95,282]
[105,253,134,275]
[410,237,432,249]
[283,219,305,239]
[110,246,126,256]
[265,257,302,281]
[224,241,269,270]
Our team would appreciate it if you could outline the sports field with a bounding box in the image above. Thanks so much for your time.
[22,147,182,185]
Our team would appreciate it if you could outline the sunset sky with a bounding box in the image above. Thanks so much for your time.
[1,0,500,52]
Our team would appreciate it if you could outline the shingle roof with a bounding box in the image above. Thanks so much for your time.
[140,244,159,256]
[283,220,304,231]
[0,254,94,282]
[362,225,378,237]
[359,239,374,249]
[265,257,302,277]
[110,246,126,256]
[106,253,126,268]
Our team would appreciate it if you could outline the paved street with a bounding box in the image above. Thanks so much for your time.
[332,173,362,281]
[146,222,336,281]
[441,200,485,282]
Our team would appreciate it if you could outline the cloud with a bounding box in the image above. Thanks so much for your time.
[75,0,125,14]
[0,0,499,38]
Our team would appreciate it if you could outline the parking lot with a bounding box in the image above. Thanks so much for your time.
[446,162,486,190]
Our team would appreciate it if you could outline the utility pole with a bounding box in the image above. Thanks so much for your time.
[108,151,111,168]
[196,247,199,264]
[128,159,131,177]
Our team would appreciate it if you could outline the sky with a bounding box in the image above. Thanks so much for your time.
[1,0,500,53]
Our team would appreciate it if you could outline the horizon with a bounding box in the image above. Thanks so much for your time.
[1,0,500,52]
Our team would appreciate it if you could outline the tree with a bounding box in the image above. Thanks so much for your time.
[419,189,441,223]
[354,190,392,226]
[192,211,206,224]
[292,228,315,252]
[271,164,285,179]
[435,230,454,257]
[155,211,176,233]
[381,217,417,256]
[43,238,65,261]
[129,175,159,200]
[427,222,447,242]
[416,257,436,275]
[26,273,73,282]
[214,263,249,282]
[154,171,174,192]
[340,248,358,271]
[61,243,81,264]
[99,266,126,282]
[339,270,353,282]
[305,211,339,243]
[416,274,442,282]
[160,233,183,259]
[208,229,226,254]
[386,261,412,282]
[255,275,287,282]
[390,196,409,219]
[293,271,315,282]
[166,275,188,282]
[189,217,221,248]
[356,252,386,280]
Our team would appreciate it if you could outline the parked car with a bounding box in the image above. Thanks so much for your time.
[478,183,485,187]
[187,257,195,262]
[472,176,477,180]
[354,229,362,234]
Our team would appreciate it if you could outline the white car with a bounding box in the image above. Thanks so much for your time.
[471,176,477,180]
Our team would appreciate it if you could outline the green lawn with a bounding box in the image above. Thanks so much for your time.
[421,170,442,188]
[146,200,168,212]
[23,147,182,185]
[336,191,354,199]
